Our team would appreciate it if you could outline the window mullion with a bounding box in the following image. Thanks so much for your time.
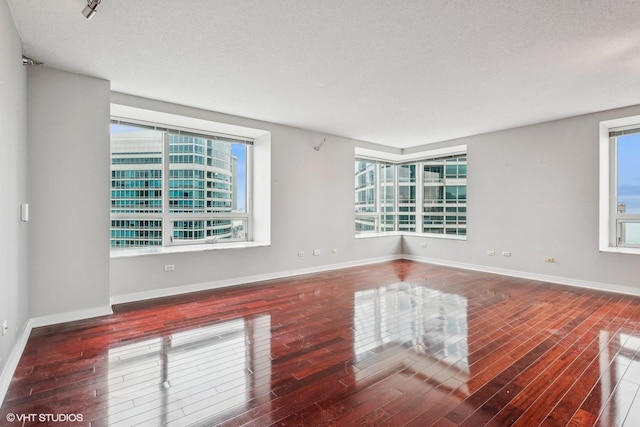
[393,163,399,232]
[416,162,424,234]
[162,132,172,246]
[610,136,619,246]
[375,162,380,232]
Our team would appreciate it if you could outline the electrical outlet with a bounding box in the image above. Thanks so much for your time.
[330,248,338,254]
[313,249,321,256]
[164,264,175,272]
[502,251,511,257]
[2,320,8,336]
[544,256,555,263]
[487,250,496,256]
[420,243,427,248]
[298,251,305,257]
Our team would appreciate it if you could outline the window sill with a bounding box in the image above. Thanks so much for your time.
[110,241,270,259]
[600,246,640,256]
[355,232,467,241]
[355,232,404,239]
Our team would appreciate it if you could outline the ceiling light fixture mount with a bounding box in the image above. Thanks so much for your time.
[22,55,43,66]
[82,0,101,19]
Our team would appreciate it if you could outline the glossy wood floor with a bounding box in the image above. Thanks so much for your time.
[3,260,640,426]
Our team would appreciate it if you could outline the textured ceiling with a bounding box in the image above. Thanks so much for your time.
[7,0,640,148]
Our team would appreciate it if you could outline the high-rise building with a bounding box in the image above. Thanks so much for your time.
[355,155,467,236]
[110,126,242,248]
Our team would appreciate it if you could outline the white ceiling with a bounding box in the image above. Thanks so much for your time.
[7,0,640,148]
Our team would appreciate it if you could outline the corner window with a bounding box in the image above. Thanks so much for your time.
[110,120,252,249]
[600,116,640,254]
[355,146,467,238]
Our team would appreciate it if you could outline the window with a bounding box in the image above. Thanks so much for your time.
[110,121,252,249]
[601,120,640,252]
[355,146,467,238]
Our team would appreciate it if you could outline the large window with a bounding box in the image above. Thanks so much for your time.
[110,121,252,249]
[355,147,467,238]
[602,123,640,251]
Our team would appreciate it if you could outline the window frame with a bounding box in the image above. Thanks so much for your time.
[355,145,467,240]
[599,116,640,254]
[110,117,254,251]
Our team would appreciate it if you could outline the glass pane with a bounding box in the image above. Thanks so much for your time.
[169,134,243,214]
[355,159,376,213]
[423,215,443,225]
[380,215,395,232]
[398,164,416,182]
[398,214,415,232]
[381,163,394,181]
[423,165,443,183]
[172,218,248,243]
[355,215,377,233]
[110,124,163,215]
[398,184,416,212]
[380,163,395,212]
[619,222,640,246]
[110,123,164,248]
[424,186,443,204]
[110,219,162,248]
[617,134,640,214]
[231,143,248,214]
[445,186,466,202]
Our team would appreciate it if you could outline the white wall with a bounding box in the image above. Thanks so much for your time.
[0,0,29,379]
[109,94,401,300]
[403,105,640,292]
[28,67,111,318]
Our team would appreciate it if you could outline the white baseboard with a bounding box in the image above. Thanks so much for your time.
[0,319,33,408]
[0,305,113,407]
[403,255,640,297]
[29,305,114,329]
[111,255,401,305]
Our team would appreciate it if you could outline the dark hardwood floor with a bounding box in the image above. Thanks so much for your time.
[2,260,640,426]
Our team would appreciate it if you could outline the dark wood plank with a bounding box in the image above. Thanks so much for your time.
[2,259,640,426]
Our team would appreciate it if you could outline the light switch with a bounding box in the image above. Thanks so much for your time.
[19,203,29,222]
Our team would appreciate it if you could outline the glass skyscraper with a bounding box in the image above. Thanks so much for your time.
[110,125,245,248]
[355,155,467,236]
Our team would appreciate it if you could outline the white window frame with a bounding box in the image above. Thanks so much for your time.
[599,115,640,255]
[110,102,271,257]
[355,144,467,240]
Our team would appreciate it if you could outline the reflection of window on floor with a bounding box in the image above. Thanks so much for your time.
[354,283,469,374]
[597,332,640,425]
[106,315,271,426]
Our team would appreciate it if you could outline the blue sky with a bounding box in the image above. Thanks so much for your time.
[111,123,147,134]
[618,133,640,213]
[231,144,246,211]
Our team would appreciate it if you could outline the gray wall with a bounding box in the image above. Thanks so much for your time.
[110,93,640,300]
[109,95,401,299]
[403,105,640,291]
[28,67,111,318]
[0,0,29,377]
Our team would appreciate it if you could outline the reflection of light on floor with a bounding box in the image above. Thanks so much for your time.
[106,315,271,426]
[600,331,640,426]
[354,283,469,394]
